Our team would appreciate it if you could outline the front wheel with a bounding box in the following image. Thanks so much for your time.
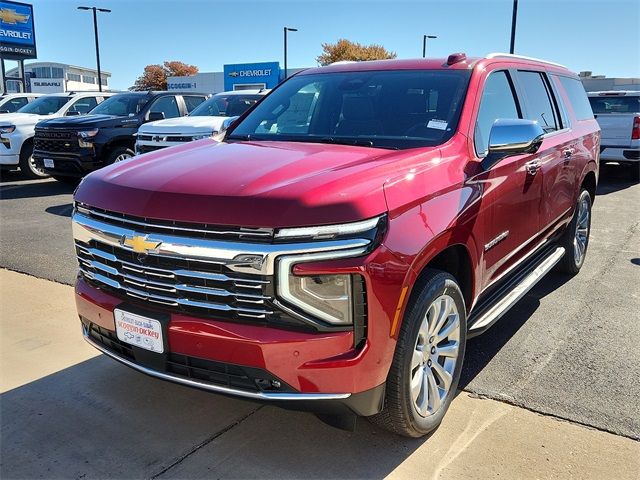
[369,270,466,437]
[108,146,135,164]
[557,189,592,275]
[19,142,49,179]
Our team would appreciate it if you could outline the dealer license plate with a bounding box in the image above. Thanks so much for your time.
[43,158,54,168]
[114,309,164,353]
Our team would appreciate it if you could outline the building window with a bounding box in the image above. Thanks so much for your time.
[32,67,51,78]
[83,75,96,84]
[68,73,81,82]
[100,76,108,86]
[52,67,64,78]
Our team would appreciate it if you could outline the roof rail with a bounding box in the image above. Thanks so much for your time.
[486,52,567,69]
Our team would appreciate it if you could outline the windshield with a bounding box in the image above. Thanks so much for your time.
[589,95,640,114]
[189,93,262,117]
[90,94,148,116]
[228,70,471,149]
[17,96,68,115]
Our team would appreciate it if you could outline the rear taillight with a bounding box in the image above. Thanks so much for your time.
[632,116,640,140]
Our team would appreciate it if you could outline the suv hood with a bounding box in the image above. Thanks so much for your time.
[75,140,422,227]
[0,112,56,126]
[138,116,227,135]
[38,114,140,129]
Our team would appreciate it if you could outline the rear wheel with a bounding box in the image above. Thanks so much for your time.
[369,270,466,437]
[557,189,592,275]
[19,141,48,179]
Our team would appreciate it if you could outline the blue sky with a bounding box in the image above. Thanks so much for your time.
[8,0,640,90]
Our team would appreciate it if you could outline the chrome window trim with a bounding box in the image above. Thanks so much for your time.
[73,212,371,276]
[82,324,351,401]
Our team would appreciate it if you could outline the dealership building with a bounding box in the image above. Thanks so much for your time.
[4,62,112,93]
[167,61,305,93]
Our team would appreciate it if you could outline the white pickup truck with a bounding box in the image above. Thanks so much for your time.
[588,91,640,181]
[135,90,268,155]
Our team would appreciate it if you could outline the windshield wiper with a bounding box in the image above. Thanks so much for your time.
[226,134,252,141]
[317,137,375,148]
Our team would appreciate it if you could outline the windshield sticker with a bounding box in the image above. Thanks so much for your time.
[427,119,448,130]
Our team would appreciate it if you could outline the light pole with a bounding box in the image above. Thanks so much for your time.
[283,26,298,80]
[78,6,111,92]
[422,35,437,58]
[509,0,518,54]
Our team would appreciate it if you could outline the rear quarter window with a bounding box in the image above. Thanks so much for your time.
[556,76,594,121]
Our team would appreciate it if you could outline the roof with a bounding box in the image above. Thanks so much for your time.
[5,61,112,77]
[214,89,270,96]
[299,53,574,76]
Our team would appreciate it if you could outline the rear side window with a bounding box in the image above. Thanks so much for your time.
[0,97,27,112]
[150,96,180,119]
[517,71,558,132]
[588,95,639,114]
[557,76,594,121]
[183,95,206,113]
[474,71,521,157]
[68,96,98,114]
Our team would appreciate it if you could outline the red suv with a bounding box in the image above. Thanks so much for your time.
[72,53,599,437]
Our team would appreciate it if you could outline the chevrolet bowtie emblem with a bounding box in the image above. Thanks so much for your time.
[0,8,30,24]
[120,234,162,254]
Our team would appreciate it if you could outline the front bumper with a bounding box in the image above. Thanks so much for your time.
[0,153,20,166]
[33,150,104,177]
[76,278,387,416]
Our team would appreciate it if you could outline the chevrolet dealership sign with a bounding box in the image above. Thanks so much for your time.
[223,62,280,91]
[0,0,36,59]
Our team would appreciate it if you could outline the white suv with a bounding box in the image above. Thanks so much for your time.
[135,90,268,155]
[0,92,112,178]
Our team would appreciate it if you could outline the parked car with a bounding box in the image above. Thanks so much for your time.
[0,93,42,114]
[588,91,639,181]
[33,91,209,183]
[0,92,111,178]
[135,90,268,155]
[72,53,599,437]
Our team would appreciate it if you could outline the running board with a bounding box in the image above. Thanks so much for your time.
[468,246,565,337]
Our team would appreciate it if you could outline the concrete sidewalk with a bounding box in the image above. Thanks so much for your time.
[1,268,638,479]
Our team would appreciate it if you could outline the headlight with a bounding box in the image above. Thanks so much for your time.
[78,129,99,147]
[287,274,353,324]
[0,125,16,135]
[191,132,214,141]
[275,216,383,241]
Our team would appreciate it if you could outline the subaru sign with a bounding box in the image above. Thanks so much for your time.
[0,0,36,59]
[223,62,280,91]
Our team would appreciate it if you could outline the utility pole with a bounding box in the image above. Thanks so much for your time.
[78,6,111,91]
[509,0,518,54]
[283,26,298,80]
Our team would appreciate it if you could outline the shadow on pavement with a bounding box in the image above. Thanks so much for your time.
[459,271,571,390]
[596,163,638,196]
[0,177,74,200]
[0,356,427,479]
[45,203,74,218]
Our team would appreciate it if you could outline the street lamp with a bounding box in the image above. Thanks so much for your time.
[283,27,298,80]
[78,6,111,92]
[509,0,518,54]
[422,35,437,58]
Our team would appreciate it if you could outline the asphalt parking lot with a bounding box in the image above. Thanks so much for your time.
[1,164,639,478]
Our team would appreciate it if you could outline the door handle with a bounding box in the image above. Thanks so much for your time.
[525,159,541,175]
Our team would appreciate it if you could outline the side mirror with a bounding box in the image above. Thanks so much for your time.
[219,116,240,136]
[147,111,165,122]
[481,119,545,171]
[65,110,81,116]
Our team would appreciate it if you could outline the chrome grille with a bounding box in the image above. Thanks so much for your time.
[75,240,274,320]
[75,203,274,242]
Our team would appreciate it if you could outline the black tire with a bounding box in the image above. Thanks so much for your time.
[107,146,135,165]
[51,175,81,186]
[627,163,640,183]
[18,141,49,179]
[369,269,467,437]
[557,189,592,275]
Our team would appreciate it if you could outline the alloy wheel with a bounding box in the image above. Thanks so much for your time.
[114,153,132,163]
[28,155,48,177]
[410,294,461,417]
[573,195,590,265]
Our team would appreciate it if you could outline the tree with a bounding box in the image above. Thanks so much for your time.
[130,61,199,91]
[316,39,396,66]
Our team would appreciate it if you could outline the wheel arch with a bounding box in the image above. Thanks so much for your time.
[581,169,597,204]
